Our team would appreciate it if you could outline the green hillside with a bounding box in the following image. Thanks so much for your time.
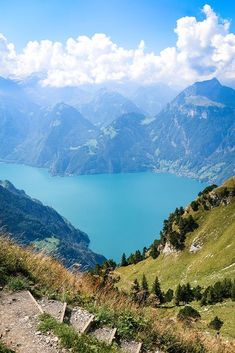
[117,177,235,338]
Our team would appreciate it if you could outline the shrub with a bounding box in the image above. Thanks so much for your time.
[190,200,199,211]
[7,276,32,291]
[208,316,224,331]
[177,306,201,321]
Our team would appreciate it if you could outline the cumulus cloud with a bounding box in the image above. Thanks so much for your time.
[1,4,235,87]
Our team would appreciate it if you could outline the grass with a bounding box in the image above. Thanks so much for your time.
[117,200,235,292]
[0,236,234,352]
[0,342,15,353]
[38,313,121,353]
[33,236,60,254]
[116,181,235,341]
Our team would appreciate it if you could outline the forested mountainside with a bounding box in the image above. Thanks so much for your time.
[117,176,235,292]
[0,180,105,269]
[0,77,234,182]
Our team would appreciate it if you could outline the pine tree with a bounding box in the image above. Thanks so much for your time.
[142,274,149,292]
[221,278,232,298]
[175,284,182,306]
[213,281,223,302]
[152,276,164,304]
[185,283,194,303]
[134,250,143,263]
[193,285,202,301]
[142,247,147,258]
[130,278,140,302]
[164,288,174,303]
[121,253,128,267]
[141,274,149,302]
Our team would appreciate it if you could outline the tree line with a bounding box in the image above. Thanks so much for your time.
[129,275,235,307]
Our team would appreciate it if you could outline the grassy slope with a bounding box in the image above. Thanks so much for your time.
[117,179,235,338]
[117,200,235,290]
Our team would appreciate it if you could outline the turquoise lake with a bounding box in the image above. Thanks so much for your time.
[0,162,206,261]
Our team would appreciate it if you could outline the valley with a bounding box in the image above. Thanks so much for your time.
[0,162,205,261]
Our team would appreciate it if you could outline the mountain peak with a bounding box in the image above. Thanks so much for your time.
[174,77,235,107]
[193,77,221,89]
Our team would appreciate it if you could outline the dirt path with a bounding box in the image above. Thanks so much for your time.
[0,290,66,353]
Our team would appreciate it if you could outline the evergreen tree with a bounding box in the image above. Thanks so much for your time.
[185,283,194,303]
[134,250,143,263]
[193,285,202,301]
[121,253,128,267]
[130,278,140,302]
[142,247,147,258]
[175,284,182,306]
[142,274,149,293]
[164,288,174,303]
[206,286,216,304]
[151,276,164,304]
[149,246,160,259]
[221,278,232,298]
[213,281,223,302]
[127,253,135,265]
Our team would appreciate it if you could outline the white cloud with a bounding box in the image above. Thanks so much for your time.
[1,4,235,87]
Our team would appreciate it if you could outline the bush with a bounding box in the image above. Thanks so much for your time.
[198,184,217,196]
[190,200,199,211]
[177,306,201,321]
[208,316,224,331]
[7,276,32,291]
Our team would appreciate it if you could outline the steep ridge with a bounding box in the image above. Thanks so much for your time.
[0,180,105,269]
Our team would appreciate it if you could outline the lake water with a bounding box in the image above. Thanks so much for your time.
[0,162,206,261]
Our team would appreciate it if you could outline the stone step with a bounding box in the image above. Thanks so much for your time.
[0,291,62,353]
[37,297,67,323]
[91,326,117,345]
[120,340,142,353]
[70,307,95,334]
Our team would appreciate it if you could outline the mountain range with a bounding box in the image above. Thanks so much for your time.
[0,76,234,182]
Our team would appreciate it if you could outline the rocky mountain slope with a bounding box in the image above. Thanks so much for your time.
[79,90,142,126]
[0,77,234,182]
[0,180,105,269]
[149,78,235,182]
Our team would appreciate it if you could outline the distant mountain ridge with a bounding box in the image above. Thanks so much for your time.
[0,76,234,182]
[0,180,105,269]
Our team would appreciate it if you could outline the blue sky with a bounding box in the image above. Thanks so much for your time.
[0,0,234,52]
[0,1,235,87]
